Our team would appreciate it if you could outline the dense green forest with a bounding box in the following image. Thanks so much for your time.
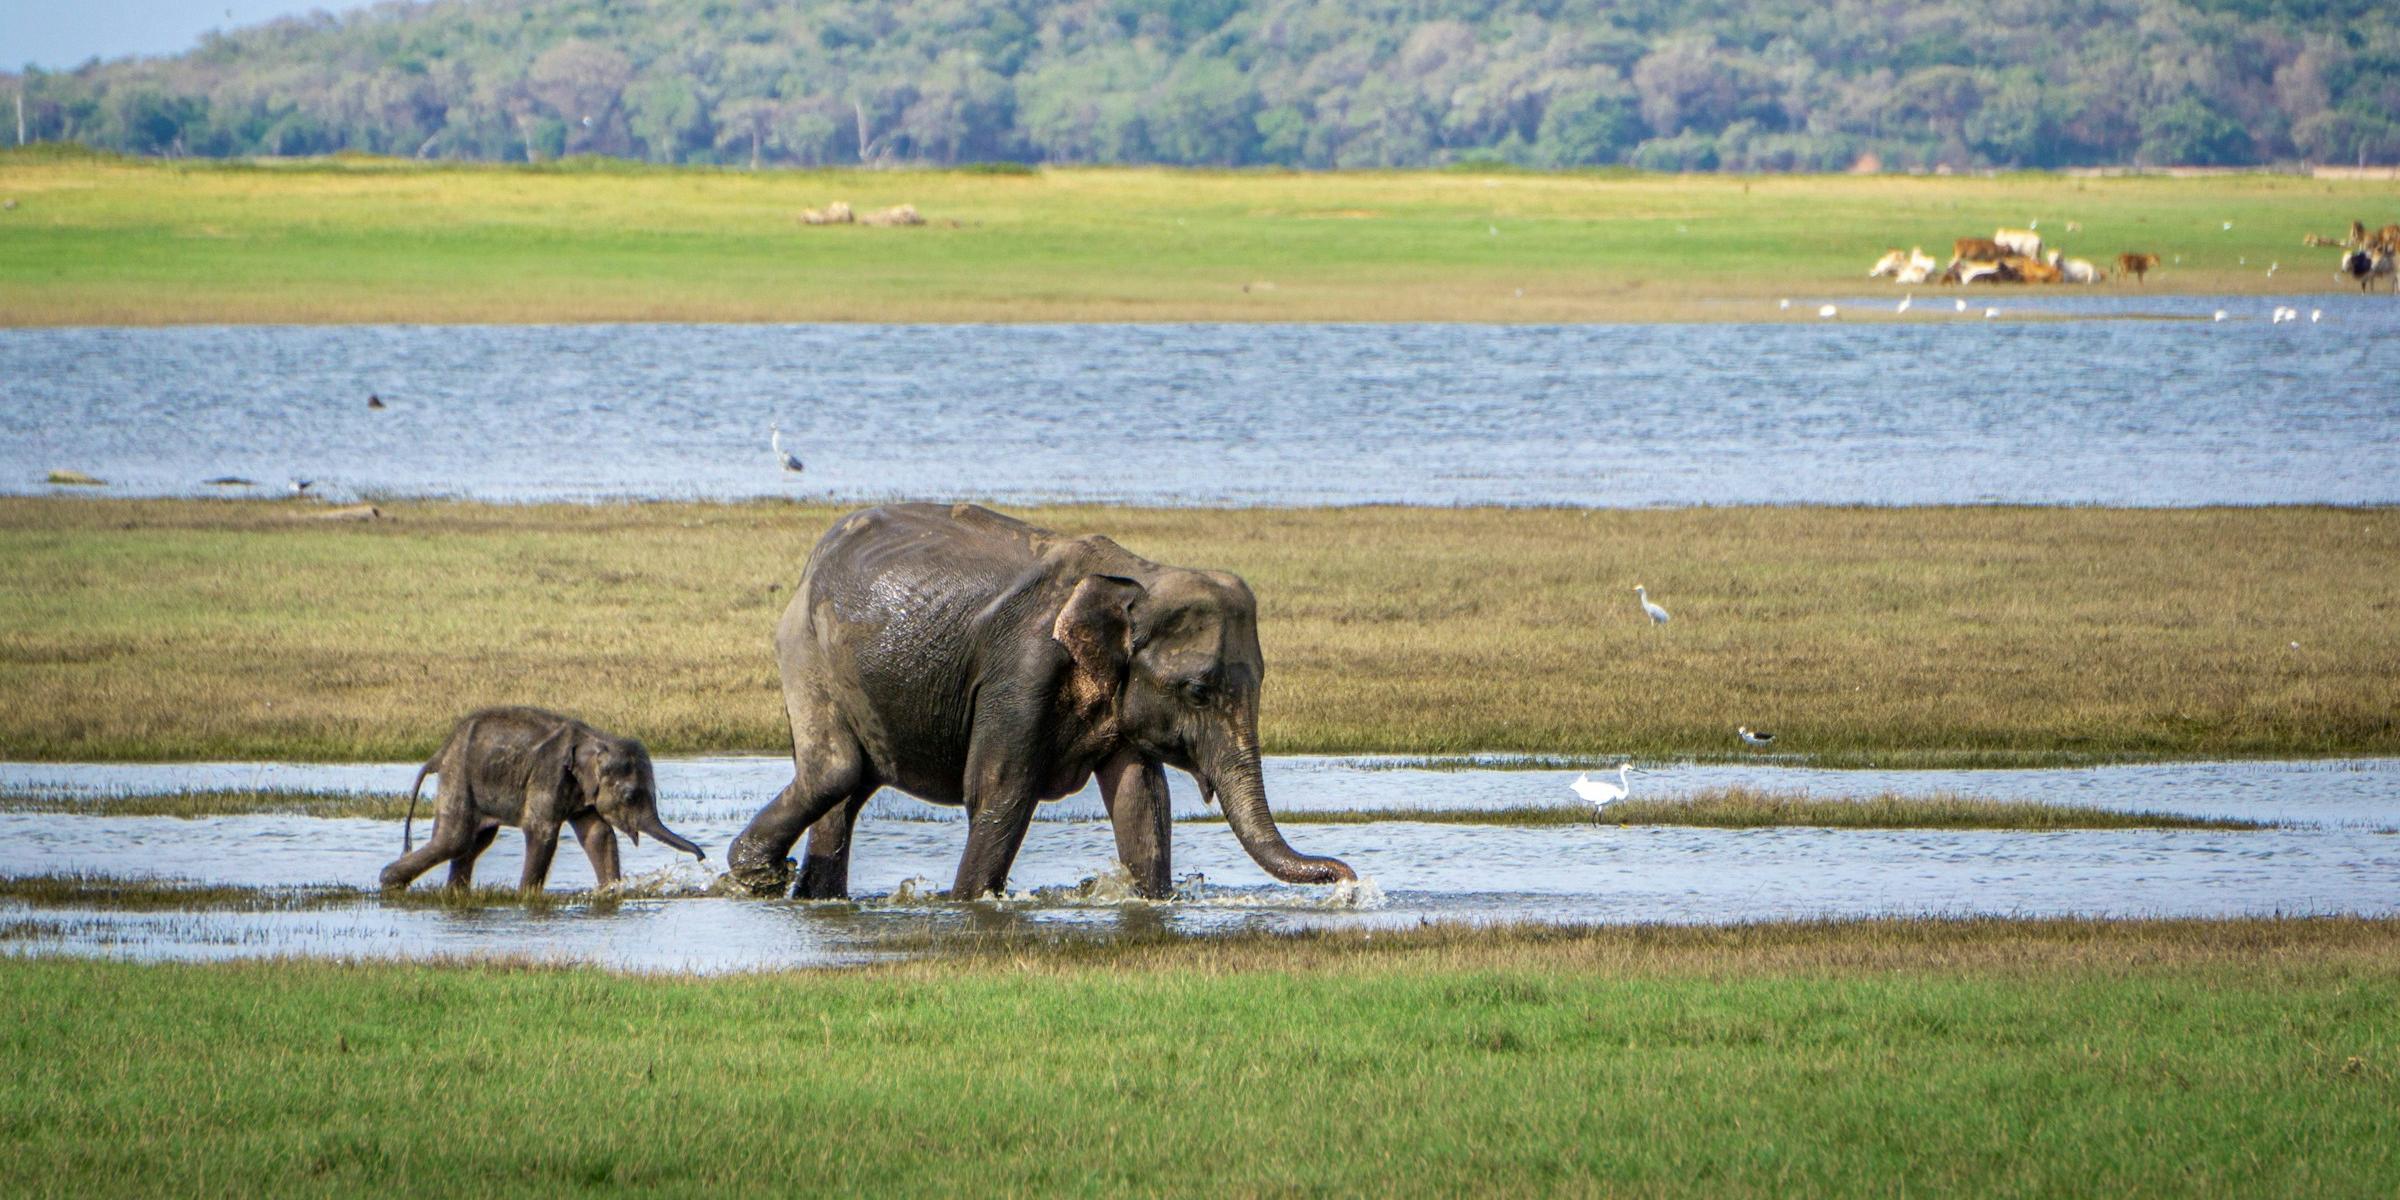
[6,0,2397,170]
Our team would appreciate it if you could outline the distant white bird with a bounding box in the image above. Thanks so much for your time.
[1896,294,1913,314]
[1954,298,1967,313]
[1488,225,1498,236]
[1737,726,1776,747]
[1818,303,1838,319]
[1983,307,1999,319]
[2266,261,2279,277]
[1778,298,1791,310]
[2310,309,2323,323]
[771,426,804,473]
[289,479,314,495]
[1635,584,1670,624]
[2212,310,2229,322]
[2028,218,2039,230]
[1570,763,1638,811]
[2222,221,2234,231]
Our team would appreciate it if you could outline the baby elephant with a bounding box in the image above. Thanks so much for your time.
[380,707,706,893]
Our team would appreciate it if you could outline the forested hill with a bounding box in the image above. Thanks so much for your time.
[8,0,2397,171]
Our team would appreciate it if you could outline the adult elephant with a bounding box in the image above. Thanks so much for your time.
[726,502,1354,901]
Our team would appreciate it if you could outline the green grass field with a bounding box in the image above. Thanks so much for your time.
[1,918,2393,1196]
[1,156,2388,324]
[4,498,2393,763]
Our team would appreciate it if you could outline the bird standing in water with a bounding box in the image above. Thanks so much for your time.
[1737,726,1776,748]
[771,426,805,473]
[1635,585,1670,624]
[1571,764,1638,812]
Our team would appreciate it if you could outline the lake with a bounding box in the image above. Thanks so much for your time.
[5,756,2393,972]
[7,301,2397,507]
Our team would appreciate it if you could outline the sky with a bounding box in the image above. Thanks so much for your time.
[3,1,379,70]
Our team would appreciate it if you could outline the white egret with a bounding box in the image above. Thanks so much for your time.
[2266,261,2279,277]
[1954,298,1968,313]
[1737,726,1776,748]
[1570,763,1638,811]
[1635,584,1670,624]
[2212,310,2228,322]
[2310,309,2323,323]
[1896,294,1913,314]
[1818,303,1838,319]
[771,426,805,473]
[1984,307,1999,319]
[1778,298,1791,310]
[2222,221,2234,231]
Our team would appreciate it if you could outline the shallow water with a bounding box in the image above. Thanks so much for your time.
[3,756,2394,971]
[7,311,2397,506]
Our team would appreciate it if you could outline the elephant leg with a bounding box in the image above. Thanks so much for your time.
[728,693,869,897]
[519,819,563,892]
[1097,751,1173,900]
[445,822,501,891]
[796,785,877,900]
[570,812,621,890]
[953,744,1039,901]
[380,784,482,891]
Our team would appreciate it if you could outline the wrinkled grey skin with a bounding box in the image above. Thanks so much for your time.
[726,503,1354,901]
[380,706,706,892]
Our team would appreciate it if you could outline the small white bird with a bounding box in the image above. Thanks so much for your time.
[771,426,804,473]
[2212,310,2229,322]
[2222,221,2234,231]
[1896,294,1912,314]
[1570,763,1637,811]
[1635,584,1669,624]
[1737,726,1776,747]
[289,479,314,495]
[1983,307,1999,319]
[1954,298,1968,313]
[1818,304,1838,319]
[2266,261,2279,277]
[2310,309,2323,323]
[1778,298,1791,310]
[1488,225,1498,236]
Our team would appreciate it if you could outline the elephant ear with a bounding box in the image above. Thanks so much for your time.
[1052,574,1144,708]
[524,723,579,800]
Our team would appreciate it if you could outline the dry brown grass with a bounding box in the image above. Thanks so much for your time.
[2,497,2393,762]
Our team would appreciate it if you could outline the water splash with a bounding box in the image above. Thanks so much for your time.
[603,859,723,899]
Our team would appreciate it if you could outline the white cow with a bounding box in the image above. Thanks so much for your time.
[2046,250,2101,284]
[1894,246,1939,284]
[1995,227,2043,259]
[1869,249,1909,279]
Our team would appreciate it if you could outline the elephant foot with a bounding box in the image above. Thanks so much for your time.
[721,844,797,898]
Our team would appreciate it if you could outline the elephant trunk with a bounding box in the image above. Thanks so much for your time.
[1210,736,1354,885]
[640,813,707,861]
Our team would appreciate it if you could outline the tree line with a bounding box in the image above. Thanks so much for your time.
[7,0,2397,170]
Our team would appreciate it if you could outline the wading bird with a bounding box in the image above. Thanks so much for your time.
[1635,584,1670,624]
[367,394,385,410]
[1817,304,1838,319]
[771,426,804,473]
[1737,726,1776,748]
[289,479,314,495]
[1954,299,1967,313]
[1570,764,1638,812]
[1896,294,1912,314]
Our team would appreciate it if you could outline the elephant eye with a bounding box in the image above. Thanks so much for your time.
[1181,678,1215,707]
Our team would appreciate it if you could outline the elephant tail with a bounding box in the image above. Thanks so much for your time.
[403,757,437,852]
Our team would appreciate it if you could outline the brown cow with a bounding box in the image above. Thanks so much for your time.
[2375,224,2400,253]
[2116,252,2161,283]
[2008,256,2062,284]
[1954,236,2005,262]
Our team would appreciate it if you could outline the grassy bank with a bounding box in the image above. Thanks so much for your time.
[0,158,2385,325]
[3,498,2393,763]
[0,918,2394,1195]
[0,786,2268,830]
[1266,789,2270,830]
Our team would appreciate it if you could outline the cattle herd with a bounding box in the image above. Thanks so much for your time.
[1868,218,2398,291]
